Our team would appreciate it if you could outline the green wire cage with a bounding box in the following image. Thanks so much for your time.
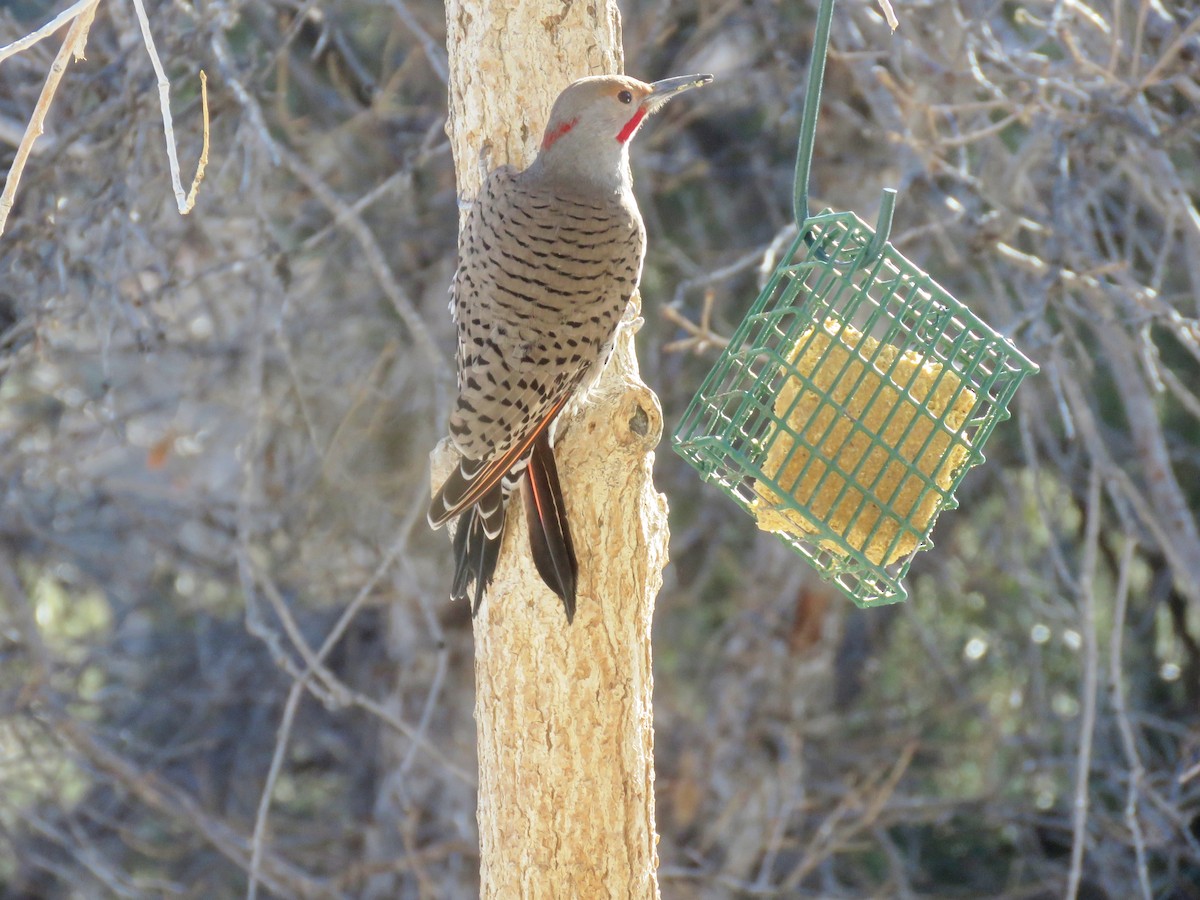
[672,0,1039,607]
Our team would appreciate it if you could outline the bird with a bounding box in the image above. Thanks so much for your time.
[428,72,712,623]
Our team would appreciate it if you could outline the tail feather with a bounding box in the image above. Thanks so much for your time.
[521,432,578,622]
[450,483,505,615]
[434,431,577,621]
[428,456,487,530]
[428,394,573,531]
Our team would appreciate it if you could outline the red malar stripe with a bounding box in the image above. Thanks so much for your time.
[542,117,578,151]
[616,108,647,144]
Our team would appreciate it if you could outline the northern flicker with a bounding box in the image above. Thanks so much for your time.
[428,72,712,622]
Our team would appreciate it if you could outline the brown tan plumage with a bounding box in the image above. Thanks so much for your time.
[429,73,712,621]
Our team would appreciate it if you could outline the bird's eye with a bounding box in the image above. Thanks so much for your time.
[617,90,633,104]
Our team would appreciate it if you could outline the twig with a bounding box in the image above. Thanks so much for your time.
[783,741,917,889]
[380,0,449,83]
[931,108,1027,148]
[1153,354,1200,422]
[226,341,471,793]
[669,234,788,310]
[0,0,96,64]
[247,671,307,900]
[0,547,53,680]
[871,823,915,898]
[0,113,60,152]
[1061,364,1194,597]
[1085,296,1200,606]
[241,456,468,900]
[1109,534,1153,900]
[188,71,210,208]
[398,565,452,778]
[0,0,98,238]
[234,259,273,900]
[128,0,209,214]
[320,341,401,481]
[754,768,800,890]
[42,709,331,899]
[210,29,449,383]
[23,812,146,899]
[1138,12,1200,89]
[247,547,469,780]
[330,840,477,891]
[299,169,413,252]
[662,291,729,354]
[1066,466,1102,900]
[243,525,421,900]
[874,0,898,32]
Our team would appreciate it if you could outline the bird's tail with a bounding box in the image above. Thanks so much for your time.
[449,481,506,615]
[521,431,578,622]
[437,432,578,620]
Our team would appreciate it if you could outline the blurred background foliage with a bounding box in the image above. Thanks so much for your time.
[1,0,1199,896]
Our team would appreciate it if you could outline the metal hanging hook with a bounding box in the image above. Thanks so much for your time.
[793,0,896,269]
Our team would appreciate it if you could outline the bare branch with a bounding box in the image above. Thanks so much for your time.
[210,28,450,382]
[44,711,335,899]
[380,0,449,83]
[1109,535,1154,900]
[0,0,98,238]
[128,0,208,214]
[0,0,97,64]
[1066,466,1102,900]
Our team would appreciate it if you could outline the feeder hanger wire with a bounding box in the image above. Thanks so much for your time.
[794,0,896,268]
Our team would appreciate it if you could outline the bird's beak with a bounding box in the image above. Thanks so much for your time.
[644,74,714,111]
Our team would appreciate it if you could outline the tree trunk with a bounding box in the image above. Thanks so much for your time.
[435,1,670,896]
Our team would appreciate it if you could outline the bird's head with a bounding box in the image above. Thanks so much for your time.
[533,73,712,188]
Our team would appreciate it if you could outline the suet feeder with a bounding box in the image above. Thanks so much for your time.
[672,0,1038,607]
